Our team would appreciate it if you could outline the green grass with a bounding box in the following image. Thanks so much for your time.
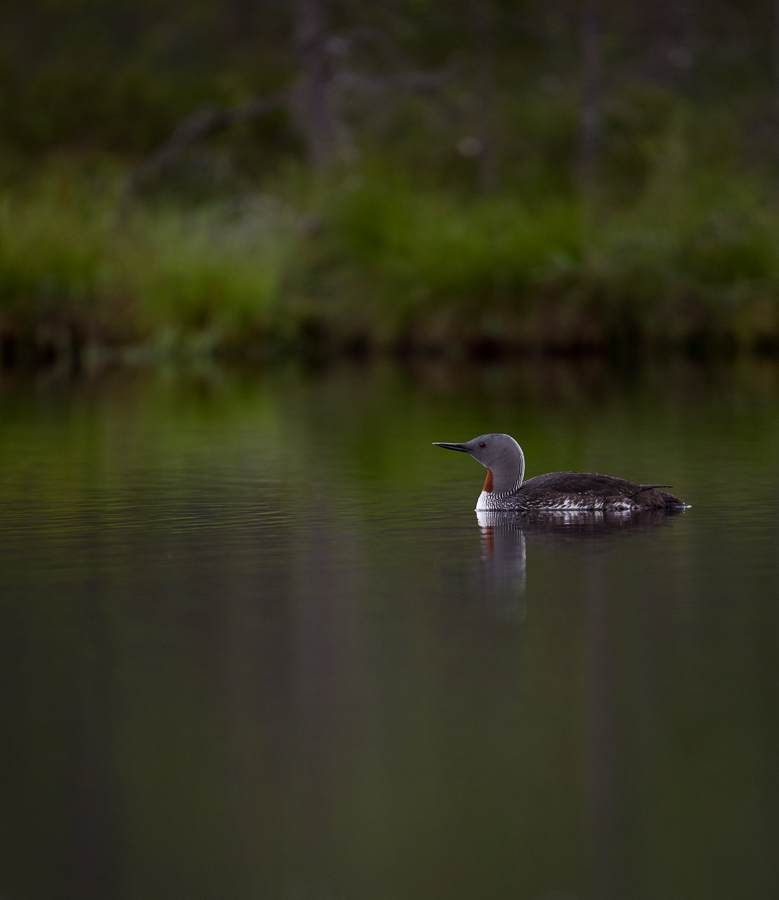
[0,167,295,355]
[2,153,779,361]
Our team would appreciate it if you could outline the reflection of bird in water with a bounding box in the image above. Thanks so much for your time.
[478,507,683,541]
[475,510,527,621]
[434,433,688,511]
[475,507,683,621]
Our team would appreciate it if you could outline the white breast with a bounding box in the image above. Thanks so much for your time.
[476,491,500,511]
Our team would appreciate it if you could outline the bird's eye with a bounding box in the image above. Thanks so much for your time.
[479,442,486,448]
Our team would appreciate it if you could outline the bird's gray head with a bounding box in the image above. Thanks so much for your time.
[433,433,525,494]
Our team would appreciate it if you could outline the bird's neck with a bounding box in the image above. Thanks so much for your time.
[483,444,525,494]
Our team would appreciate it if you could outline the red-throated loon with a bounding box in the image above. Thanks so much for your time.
[433,433,687,511]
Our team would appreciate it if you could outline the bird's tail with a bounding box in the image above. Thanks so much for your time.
[633,484,688,508]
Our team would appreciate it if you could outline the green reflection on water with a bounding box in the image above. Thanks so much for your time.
[0,358,778,900]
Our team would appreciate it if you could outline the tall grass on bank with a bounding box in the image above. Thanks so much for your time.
[2,157,779,362]
[0,170,295,358]
[317,158,779,352]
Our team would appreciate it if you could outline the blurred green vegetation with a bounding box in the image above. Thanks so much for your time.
[4,149,779,358]
[3,0,779,360]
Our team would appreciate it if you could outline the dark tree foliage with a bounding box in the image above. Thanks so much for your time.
[1,0,777,184]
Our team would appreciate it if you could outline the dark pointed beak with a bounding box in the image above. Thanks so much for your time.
[433,442,470,452]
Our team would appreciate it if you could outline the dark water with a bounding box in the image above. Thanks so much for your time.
[1,358,778,900]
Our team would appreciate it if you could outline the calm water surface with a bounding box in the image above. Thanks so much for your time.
[0,359,778,900]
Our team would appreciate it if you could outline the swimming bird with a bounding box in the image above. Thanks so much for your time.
[433,433,687,511]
